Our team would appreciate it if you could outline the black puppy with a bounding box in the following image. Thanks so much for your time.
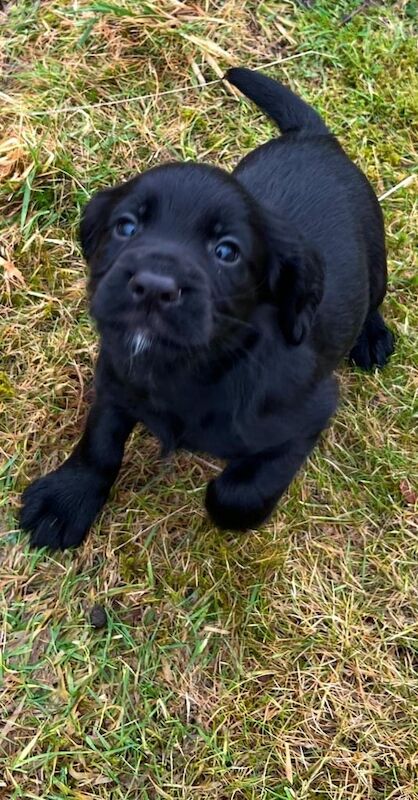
[21,68,394,550]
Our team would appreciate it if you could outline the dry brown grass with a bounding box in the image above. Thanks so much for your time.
[1,1,417,798]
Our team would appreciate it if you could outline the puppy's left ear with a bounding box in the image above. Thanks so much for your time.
[264,217,324,345]
[79,188,115,262]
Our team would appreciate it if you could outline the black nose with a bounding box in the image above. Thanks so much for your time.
[129,271,181,306]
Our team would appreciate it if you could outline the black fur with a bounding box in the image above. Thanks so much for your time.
[21,68,394,549]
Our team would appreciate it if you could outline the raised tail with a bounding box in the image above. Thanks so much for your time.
[225,67,329,135]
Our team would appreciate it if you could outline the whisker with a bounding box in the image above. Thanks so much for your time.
[213,311,256,333]
[211,321,268,373]
[214,279,266,302]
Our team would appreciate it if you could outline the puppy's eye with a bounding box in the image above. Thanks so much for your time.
[116,218,138,237]
[214,240,240,264]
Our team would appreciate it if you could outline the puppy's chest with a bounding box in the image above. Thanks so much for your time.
[132,361,292,459]
[137,376,247,459]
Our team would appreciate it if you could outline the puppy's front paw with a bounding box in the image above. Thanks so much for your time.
[21,467,108,551]
[205,472,277,532]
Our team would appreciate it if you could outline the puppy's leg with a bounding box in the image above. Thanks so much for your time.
[350,230,394,370]
[349,309,394,370]
[21,401,135,550]
[206,435,321,531]
[206,377,338,531]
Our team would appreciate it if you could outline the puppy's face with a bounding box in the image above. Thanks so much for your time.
[81,163,265,357]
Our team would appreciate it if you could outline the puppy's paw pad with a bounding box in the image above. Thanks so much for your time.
[350,312,394,371]
[21,469,105,551]
[369,326,395,368]
[205,478,275,531]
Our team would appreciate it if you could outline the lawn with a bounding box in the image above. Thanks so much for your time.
[1,1,417,798]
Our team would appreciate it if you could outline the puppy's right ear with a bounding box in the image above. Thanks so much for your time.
[261,211,324,345]
[79,189,114,262]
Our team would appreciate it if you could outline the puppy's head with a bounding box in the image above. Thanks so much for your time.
[81,162,323,359]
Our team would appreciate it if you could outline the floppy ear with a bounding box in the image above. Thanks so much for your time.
[264,216,324,345]
[80,176,139,261]
[79,189,115,262]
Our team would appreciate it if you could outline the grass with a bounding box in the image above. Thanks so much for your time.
[1,0,417,797]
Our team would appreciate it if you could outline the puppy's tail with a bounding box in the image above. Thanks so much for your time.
[225,67,328,135]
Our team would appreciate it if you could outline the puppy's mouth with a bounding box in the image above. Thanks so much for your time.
[127,327,190,357]
[131,330,153,355]
[123,310,180,356]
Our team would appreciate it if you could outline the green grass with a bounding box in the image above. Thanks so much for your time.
[1,0,417,798]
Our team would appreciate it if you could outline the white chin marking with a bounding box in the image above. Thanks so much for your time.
[132,331,151,355]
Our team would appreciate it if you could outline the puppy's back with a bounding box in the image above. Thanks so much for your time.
[226,69,385,368]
